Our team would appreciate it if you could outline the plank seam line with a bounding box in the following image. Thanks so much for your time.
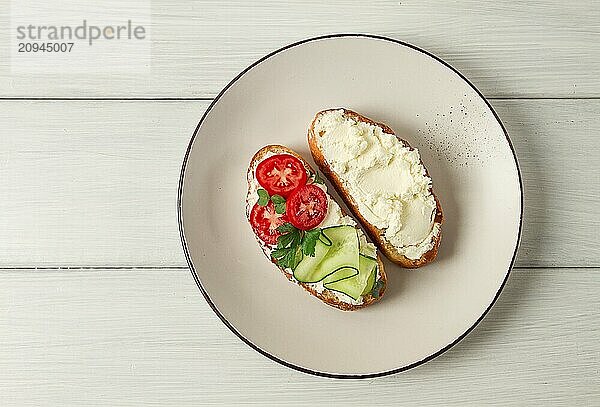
[0,97,214,101]
[1,97,600,101]
[0,266,597,271]
[0,266,190,270]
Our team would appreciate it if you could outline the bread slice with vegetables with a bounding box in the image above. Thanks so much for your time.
[246,145,386,311]
[308,109,443,268]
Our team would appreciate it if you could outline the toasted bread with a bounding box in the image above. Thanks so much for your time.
[246,144,386,311]
[308,109,443,268]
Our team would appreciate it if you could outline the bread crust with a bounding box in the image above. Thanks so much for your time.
[246,144,387,311]
[308,109,443,268]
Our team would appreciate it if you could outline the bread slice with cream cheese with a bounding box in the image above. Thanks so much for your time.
[308,109,443,268]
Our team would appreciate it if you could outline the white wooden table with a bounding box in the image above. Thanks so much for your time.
[1,2,599,405]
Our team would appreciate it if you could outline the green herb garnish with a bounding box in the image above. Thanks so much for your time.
[271,226,303,269]
[277,227,301,249]
[301,229,321,257]
[257,188,270,206]
[272,223,322,269]
[313,172,325,184]
[277,223,297,234]
[271,194,285,204]
[371,280,384,298]
[275,245,302,270]
[271,194,286,214]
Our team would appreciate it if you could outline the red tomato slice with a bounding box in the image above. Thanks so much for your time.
[286,184,328,230]
[250,201,288,245]
[256,154,307,198]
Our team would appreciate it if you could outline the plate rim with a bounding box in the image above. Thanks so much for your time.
[177,33,524,379]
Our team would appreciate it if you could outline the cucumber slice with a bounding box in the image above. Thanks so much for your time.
[292,238,330,282]
[362,265,377,296]
[325,254,378,301]
[316,225,359,278]
[322,266,357,285]
[293,225,379,300]
[293,225,359,283]
[318,232,332,246]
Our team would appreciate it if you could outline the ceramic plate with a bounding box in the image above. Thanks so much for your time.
[178,34,522,378]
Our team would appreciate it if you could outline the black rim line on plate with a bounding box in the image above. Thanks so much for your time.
[176,33,524,379]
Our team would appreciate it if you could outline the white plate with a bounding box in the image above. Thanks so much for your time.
[178,34,522,378]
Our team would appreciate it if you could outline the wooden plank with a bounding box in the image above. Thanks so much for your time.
[0,100,205,267]
[0,268,598,406]
[492,100,600,267]
[0,99,598,268]
[1,1,599,98]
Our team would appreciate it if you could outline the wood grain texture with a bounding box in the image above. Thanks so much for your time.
[491,100,600,267]
[1,0,599,98]
[1,99,598,268]
[0,100,204,267]
[0,268,598,406]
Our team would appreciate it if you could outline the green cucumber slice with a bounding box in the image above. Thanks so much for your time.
[362,265,377,296]
[293,225,359,283]
[324,254,378,301]
[292,225,379,300]
[292,238,330,282]
[315,225,359,278]
[322,267,357,285]
[318,232,332,246]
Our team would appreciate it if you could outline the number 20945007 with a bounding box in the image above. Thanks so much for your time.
[18,42,74,53]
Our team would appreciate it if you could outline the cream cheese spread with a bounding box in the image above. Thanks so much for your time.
[313,110,440,260]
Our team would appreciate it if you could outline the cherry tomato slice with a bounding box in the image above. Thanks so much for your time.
[286,184,328,230]
[256,154,307,198]
[250,201,288,245]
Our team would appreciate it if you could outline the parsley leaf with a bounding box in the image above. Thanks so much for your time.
[273,224,302,269]
[257,188,270,206]
[292,246,303,269]
[274,202,286,214]
[313,172,325,184]
[272,245,302,269]
[286,246,303,269]
[301,229,322,257]
[272,224,322,270]
[268,195,286,214]
[277,230,296,249]
[371,280,384,298]
[277,223,297,234]
[270,194,285,204]
[271,248,288,259]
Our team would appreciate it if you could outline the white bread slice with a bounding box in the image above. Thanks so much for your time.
[308,109,443,268]
[246,144,386,311]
